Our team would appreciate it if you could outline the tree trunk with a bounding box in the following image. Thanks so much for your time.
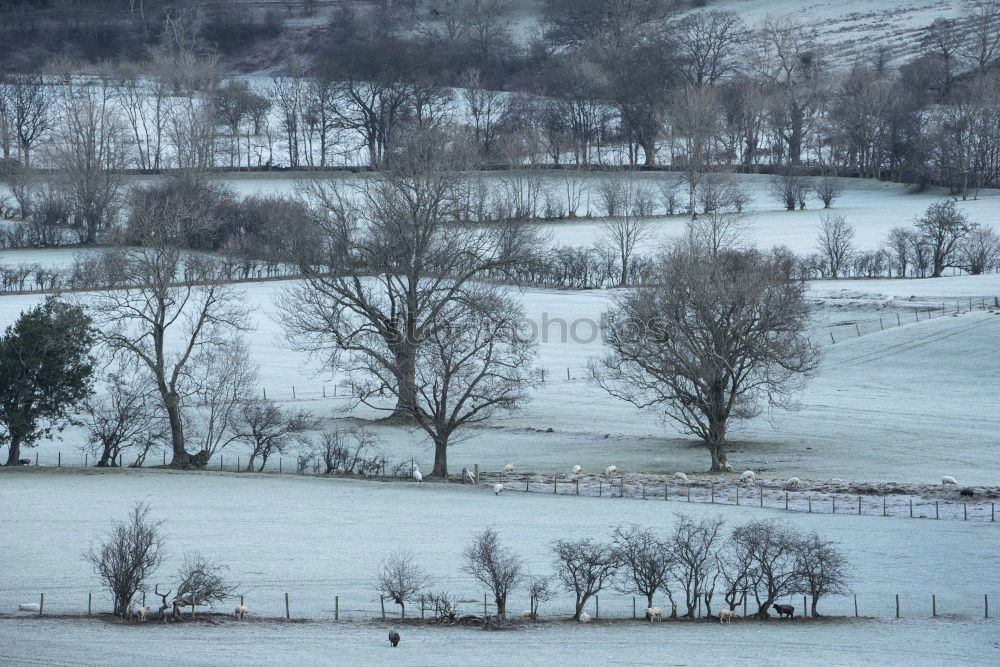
[4,433,23,465]
[642,140,656,166]
[646,592,655,610]
[496,595,505,618]
[811,596,820,617]
[430,436,448,478]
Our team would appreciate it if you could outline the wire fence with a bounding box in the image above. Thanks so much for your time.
[6,588,994,624]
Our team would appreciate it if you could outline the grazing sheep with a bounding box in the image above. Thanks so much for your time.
[674,472,689,482]
[572,465,582,475]
[504,464,515,474]
[959,487,975,497]
[605,465,617,476]
[234,605,249,620]
[493,483,504,495]
[722,463,732,472]
[941,475,958,485]
[718,609,735,624]
[772,603,794,619]
[645,607,662,622]
[19,603,40,613]
[133,606,149,622]
[785,477,801,489]
[388,630,400,647]
[578,612,592,623]
[412,468,423,482]
[740,470,756,483]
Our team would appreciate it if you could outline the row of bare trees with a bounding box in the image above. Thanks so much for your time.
[376,515,849,623]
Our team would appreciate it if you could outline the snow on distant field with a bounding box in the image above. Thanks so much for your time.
[0,470,996,622]
[1,275,998,484]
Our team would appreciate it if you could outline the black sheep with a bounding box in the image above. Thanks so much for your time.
[772,603,794,619]
[959,488,974,497]
[17,458,30,465]
[388,630,400,647]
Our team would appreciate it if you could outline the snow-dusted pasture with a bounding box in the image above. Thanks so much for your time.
[0,470,997,618]
[1,615,996,666]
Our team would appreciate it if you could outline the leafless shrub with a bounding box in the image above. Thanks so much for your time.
[418,591,460,622]
[526,575,557,620]
[730,519,802,618]
[795,532,849,617]
[814,176,844,208]
[231,399,318,471]
[769,169,811,211]
[376,551,433,619]
[551,538,620,620]
[84,503,165,617]
[816,212,855,279]
[312,428,384,475]
[170,554,238,617]
[464,528,523,618]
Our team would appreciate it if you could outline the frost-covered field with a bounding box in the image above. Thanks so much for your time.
[1,615,996,666]
[1,271,999,484]
[0,470,997,617]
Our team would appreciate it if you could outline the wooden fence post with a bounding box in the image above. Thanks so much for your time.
[986,594,989,618]
[285,592,290,619]
[632,597,636,619]
[963,503,967,520]
[474,464,479,484]
[858,496,861,515]
[57,452,61,467]
[484,593,488,616]
[88,592,92,616]
[526,476,530,492]
[808,496,812,513]
[932,594,936,617]
[853,594,858,617]
[935,501,939,519]
[736,487,739,505]
[832,497,836,513]
[595,595,599,620]
[553,476,557,494]
[895,594,899,618]
[883,497,887,516]
[381,596,386,620]
[760,489,763,507]
[785,490,789,510]
[909,498,913,517]
[830,332,836,344]
[335,596,339,621]
[664,485,668,501]
[689,486,692,502]
[575,479,579,495]
[38,593,44,615]
[240,595,244,607]
[599,481,602,496]
[642,484,646,500]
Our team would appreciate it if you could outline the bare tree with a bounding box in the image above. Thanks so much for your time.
[884,226,918,278]
[592,244,817,471]
[4,74,50,169]
[461,68,508,159]
[959,0,1000,74]
[183,342,257,461]
[959,225,1000,275]
[669,514,724,618]
[88,245,250,468]
[814,176,844,208]
[816,213,855,279]
[915,200,976,277]
[464,527,523,618]
[170,554,238,618]
[84,503,165,617]
[352,288,536,476]
[673,10,747,88]
[612,524,673,611]
[769,168,811,211]
[526,575,556,620]
[551,538,620,621]
[83,364,163,467]
[598,174,655,285]
[685,209,750,258]
[670,86,721,211]
[730,519,803,619]
[48,77,129,244]
[376,551,432,619]
[794,532,849,617]
[231,400,318,472]
[281,128,538,437]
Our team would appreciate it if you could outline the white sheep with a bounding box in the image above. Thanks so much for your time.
[645,607,662,622]
[18,603,40,613]
[133,606,149,622]
[234,605,249,620]
[740,470,756,483]
[674,472,689,482]
[493,483,504,495]
[941,475,958,485]
[572,465,582,475]
[605,465,617,476]
[786,477,801,489]
[723,463,733,472]
[718,609,735,624]
[504,464,515,474]
[578,612,592,623]
[412,468,423,482]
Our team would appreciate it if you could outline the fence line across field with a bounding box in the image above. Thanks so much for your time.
[21,451,999,524]
[9,589,994,623]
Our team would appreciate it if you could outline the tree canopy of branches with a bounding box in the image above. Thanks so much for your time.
[83,362,163,467]
[375,551,432,619]
[612,523,672,611]
[463,527,523,618]
[914,200,977,277]
[592,244,817,471]
[231,399,318,472]
[1,297,94,466]
[551,537,620,620]
[84,503,165,618]
[816,213,855,279]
